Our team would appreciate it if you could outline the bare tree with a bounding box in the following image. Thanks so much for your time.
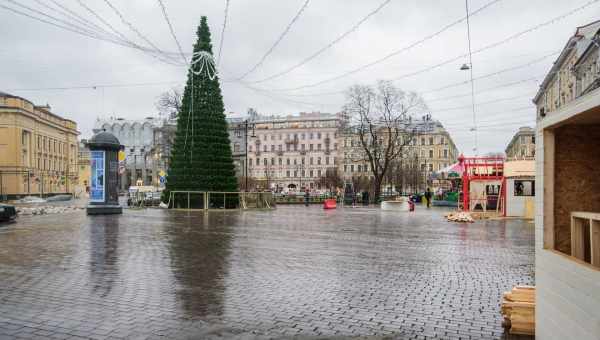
[344,80,427,202]
[155,87,183,119]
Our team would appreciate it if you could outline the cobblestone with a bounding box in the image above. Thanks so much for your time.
[0,205,534,339]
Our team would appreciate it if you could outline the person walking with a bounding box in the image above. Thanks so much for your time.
[424,187,433,208]
[304,188,310,207]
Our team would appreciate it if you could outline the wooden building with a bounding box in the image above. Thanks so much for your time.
[534,20,600,340]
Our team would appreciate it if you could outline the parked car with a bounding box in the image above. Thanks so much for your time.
[0,204,17,222]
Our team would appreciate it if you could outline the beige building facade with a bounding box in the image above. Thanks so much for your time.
[505,126,535,160]
[338,118,458,193]
[247,112,340,191]
[0,91,79,199]
[534,20,600,117]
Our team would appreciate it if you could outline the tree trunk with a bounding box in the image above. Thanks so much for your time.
[373,176,383,204]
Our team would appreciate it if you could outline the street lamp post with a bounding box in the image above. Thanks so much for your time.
[236,119,255,191]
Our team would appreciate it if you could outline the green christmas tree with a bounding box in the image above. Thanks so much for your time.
[164,16,238,201]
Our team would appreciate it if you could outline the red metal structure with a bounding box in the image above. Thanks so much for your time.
[458,155,506,214]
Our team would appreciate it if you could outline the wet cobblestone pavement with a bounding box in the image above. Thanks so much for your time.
[0,205,534,339]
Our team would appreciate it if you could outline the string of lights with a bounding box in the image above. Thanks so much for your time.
[235,0,311,80]
[217,0,231,66]
[0,0,184,66]
[246,0,393,84]
[157,0,188,64]
[4,0,107,40]
[101,0,183,65]
[32,0,114,40]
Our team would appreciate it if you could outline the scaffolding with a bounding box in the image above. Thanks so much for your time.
[459,155,505,214]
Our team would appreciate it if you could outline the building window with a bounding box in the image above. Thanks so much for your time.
[278,158,282,165]
[271,145,275,152]
[301,144,305,151]
[357,165,362,172]
[325,157,329,165]
[310,170,314,177]
[317,132,321,139]
[318,169,322,177]
[309,132,313,139]
[286,170,290,177]
[514,180,535,196]
[286,158,290,165]
[317,144,322,150]
[233,143,240,152]
[271,135,275,141]
[301,133,305,140]
[350,165,354,172]
[444,149,448,158]
[317,157,321,165]
[278,144,282,151]
[301,158,305,165]
[429,149,433,158]
[429,164,433,171]
[344,165,348,172]
[263,145,267,152]
[421,138,425,145]
[249,158,253,166]
[263,158,267,166]
[249,145,252,152]
[310,157,314,165]
[440,136,445,145]
[271,158,275,165]
[294,170,298,177]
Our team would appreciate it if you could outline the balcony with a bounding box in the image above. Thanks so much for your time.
[285,137,299,145]
[276,150,284,156]
[299,150,307,155]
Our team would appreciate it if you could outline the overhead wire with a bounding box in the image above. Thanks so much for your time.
[267,0,502,91]
[235,0,311,80]
[246,0,393,84]
[387,0,600,83]
[263,0,599,93]
[5,80,182,92]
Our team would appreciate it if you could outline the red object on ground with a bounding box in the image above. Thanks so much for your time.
[323,199,337,209]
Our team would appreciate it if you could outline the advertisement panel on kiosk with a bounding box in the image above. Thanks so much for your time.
[90,150,105,202]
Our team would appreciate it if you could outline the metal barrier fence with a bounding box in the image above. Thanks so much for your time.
[168,191,275,210]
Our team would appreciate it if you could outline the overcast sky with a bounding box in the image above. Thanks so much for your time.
[1,0,598,154]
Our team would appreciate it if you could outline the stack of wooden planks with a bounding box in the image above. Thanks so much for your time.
[445,211,474,223]
[501,285,535,335]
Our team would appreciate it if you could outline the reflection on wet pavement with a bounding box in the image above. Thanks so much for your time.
[0,206,534,339]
